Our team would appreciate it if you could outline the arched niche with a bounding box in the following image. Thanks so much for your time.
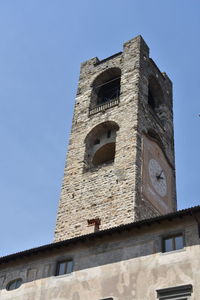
[147,129,164,151]
[90,68,121,109]
[148,75,169,127]
[148,75,164,110]
[84,121,119,169]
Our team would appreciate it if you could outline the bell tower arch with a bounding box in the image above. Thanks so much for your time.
[54,36,176,242]
[84,121,119,169]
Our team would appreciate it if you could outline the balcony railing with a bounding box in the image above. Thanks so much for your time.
[89,98,119,116]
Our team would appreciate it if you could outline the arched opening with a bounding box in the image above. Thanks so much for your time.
[148,89,156,110]
[91,68,121,109]
[84,121,119,170]
[148,75,164,111]
[6,278,23,291]
[92,143,115,166]
[97,78,120,105]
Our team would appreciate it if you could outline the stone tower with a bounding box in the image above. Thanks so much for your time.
[54,35,176,242]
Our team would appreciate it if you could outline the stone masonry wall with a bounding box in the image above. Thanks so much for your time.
[54,36,176,242]
[134,39,176,221]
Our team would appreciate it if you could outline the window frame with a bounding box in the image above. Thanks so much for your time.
[89,68,121,115]
[96,77,121,105]
[162,231,185,253]
[6,278,23,291]
[156,284,192,299]
[55,259,74,276]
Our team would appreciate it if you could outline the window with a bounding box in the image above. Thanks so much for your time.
[90,68,121,114]
[148,75,164,111]
[84,121,119,170]
[92,142,115,166]
[56,260,73,276]
[157,284,192,299]
[96,77,120,105]
[148,88,156,110]
[107,130,111,138]
[6,278,22,291]
[163,234,184,252]
[94,139,100,145]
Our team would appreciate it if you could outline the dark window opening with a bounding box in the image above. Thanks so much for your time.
[90,68,121,111]
[94,139,100,145]
[56,260,73,276]
[96,78,120,105]
[92,142,115,166]
[107,130,111,138]
[157,284,193,300]
[163,234,184,252]
[6,278,23,291]
[148,88,156,110]
[148,75,164,112]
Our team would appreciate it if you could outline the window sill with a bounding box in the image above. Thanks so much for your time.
[160,247,186,255]
[83,160,114,173]
[54,273,74,279]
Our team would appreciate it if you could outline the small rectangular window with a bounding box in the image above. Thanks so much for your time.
[107,130,111,138]
[163,234,184,252]
[94,139,100,145]
[56,260,73,276]
[157,284,192,299]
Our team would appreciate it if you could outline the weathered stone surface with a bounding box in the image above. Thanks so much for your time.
[54,35,176,242]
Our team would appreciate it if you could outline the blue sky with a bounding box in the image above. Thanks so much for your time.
[0,0,199,256]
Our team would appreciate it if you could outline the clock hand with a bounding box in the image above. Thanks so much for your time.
[156,170,163,180]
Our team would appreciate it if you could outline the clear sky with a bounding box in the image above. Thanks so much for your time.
[0,0,199,256]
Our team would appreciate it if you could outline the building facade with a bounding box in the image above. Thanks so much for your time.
[0,208,198,299]
[0,36,197,300]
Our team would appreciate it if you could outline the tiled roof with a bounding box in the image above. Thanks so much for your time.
[1,205,200,264]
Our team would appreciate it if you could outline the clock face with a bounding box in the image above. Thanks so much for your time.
[142,134,174,214]
[148,158,167,197]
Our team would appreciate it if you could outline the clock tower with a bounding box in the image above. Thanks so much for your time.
[54,35,176,242]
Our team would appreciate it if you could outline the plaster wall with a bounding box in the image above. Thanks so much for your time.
[0,218,199,300]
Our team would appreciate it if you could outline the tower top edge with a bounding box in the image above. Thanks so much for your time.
[80,35,171,81]
[81,35,148,67]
